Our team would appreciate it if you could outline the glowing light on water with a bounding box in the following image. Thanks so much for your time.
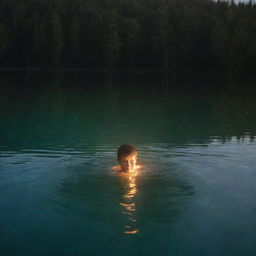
[124,230,139,234]
[120,168,139,235]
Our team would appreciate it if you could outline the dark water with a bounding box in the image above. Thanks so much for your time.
[0,71,256,256]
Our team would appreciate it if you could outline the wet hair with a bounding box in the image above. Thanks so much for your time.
[117,144,137,161]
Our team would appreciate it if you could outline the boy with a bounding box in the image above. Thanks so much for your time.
[112,144,140,234]
[112,144,141,173]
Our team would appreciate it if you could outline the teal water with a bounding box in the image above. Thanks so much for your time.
[0,71,256,256]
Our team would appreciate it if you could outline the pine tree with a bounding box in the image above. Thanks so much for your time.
[51,9,63,68]
[121,17,140,69]
[152,2,172,72]
[0,23,8,58]
[70,15,82,67]
[102,10,121,69]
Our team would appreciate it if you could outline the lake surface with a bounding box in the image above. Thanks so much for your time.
[0,71,256,256]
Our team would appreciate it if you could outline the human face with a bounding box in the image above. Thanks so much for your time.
[119,154,137,172]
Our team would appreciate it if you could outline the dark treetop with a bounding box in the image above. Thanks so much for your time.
[0,0,256,73]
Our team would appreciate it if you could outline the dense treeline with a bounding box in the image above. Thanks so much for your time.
[0,0,256,72]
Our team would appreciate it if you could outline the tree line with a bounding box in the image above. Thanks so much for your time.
[0,0,256,72]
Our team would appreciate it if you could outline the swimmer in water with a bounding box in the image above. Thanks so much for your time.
[112,144,142,173]
[112,144,141,234]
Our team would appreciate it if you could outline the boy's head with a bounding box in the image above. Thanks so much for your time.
[117,144,137,172]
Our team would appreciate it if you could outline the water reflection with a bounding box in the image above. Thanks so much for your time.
[117,168,139,234]
[1,71,256,147]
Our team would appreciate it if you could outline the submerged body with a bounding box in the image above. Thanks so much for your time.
[111,164,142,177]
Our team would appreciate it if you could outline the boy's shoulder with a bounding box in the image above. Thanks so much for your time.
[111,165,122,171]
[111,165,143,172]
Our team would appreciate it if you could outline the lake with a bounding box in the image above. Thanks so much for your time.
[0,70,256,256]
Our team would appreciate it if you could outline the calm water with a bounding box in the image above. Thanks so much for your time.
[0,71,256,256]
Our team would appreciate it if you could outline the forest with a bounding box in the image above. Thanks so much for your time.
[0,0,256,73]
